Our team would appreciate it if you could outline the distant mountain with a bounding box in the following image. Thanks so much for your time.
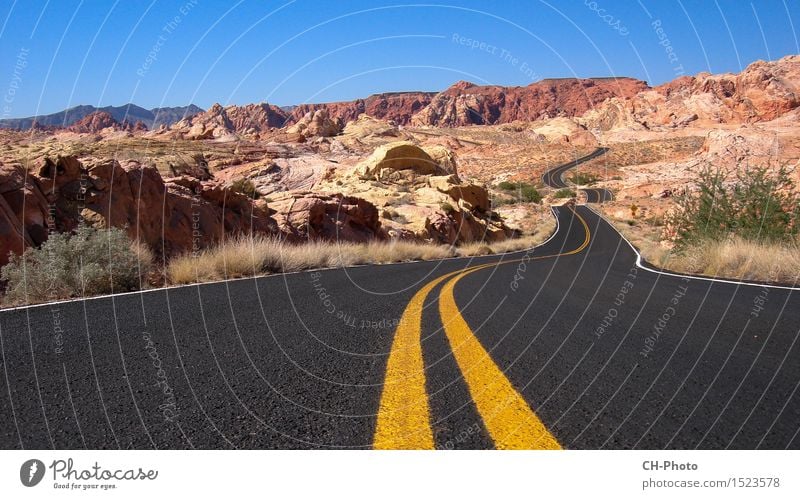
[0,104,204,130]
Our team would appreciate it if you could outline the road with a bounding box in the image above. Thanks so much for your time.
[1,160,799,450]
[541,147,614,202]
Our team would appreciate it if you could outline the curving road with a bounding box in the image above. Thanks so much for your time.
[1,154,799,450]
[542,147,614,203]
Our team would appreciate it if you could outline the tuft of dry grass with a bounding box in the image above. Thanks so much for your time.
[605,214,800,284]
[665,238,800,283]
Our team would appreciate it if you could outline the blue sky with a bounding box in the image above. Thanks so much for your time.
[1,0,798,117]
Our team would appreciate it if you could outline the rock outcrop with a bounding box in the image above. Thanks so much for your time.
[269,192,382,242]
[329,142,514,244]
[67,111,125,133]
[171,102,287,139]
[285,109,341,138]
[0,161,52,265]
[33,156,276,259]
[0,155,392,266]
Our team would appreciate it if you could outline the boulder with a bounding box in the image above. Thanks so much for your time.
[428,175,489,212]
[356,141,446,178]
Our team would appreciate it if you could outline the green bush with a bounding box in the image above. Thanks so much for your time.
[667,164,799,247]
[495,181,542,203]
[439,202,456,215]
[553,188,576,198]
[229,178,260,199]
[1,225,153,305]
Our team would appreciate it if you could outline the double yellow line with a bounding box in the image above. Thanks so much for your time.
[373,207,591,449]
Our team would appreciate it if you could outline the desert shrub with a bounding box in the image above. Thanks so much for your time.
[229,178,260,199]
[569,171,599,185]
[496,181,542,203]
[553,188,576,198]
[666,164,799,247]
[440,202,456,215]
[1,225,153,305]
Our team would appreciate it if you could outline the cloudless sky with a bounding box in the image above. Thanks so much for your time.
[0,0,798,117]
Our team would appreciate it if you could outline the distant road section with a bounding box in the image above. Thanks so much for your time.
[542,147,614,202]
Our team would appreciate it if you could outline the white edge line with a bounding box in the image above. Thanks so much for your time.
[1,208,562,313]
[584,205,800,292]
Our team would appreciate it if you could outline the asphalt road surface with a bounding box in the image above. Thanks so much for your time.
[1,163,799,449]
[542,147,614,202]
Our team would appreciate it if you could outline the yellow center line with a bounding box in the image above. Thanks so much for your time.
[373,207,590,449]
[373,269,477,449]
[437,209,589,449]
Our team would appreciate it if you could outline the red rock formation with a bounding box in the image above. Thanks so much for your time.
[67,111,122,133]
[0,161,52,265]
[286,92,436,127]
[123,120,149,132]
[654,55,800,122]
[172,102,288,139]
[411,78,649,127]
[0,156,387,266]
[581,55,800,129]
[30,156,277,259]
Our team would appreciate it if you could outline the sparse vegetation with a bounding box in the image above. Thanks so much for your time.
[553,188,576,198]
[440,202,456,215]
[1,225,153,305]
[229,178,261,199]
[666,164,799,247]
[604,163,800,283]
[569,171,599,185]
[495,181,542,204]
[665,237,800,283]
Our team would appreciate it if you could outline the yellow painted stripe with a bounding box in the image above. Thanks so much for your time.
[373,271,465,449]
[439,272,561,449]
[436,208,590,449]
[373,207,589,449]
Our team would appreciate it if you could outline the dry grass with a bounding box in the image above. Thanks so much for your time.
[604,212,800,284]
[665,238,800,283]
[167,213,558,285]
[167,236,457,285]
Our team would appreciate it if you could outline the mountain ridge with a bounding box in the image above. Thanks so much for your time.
[0,104,204,129]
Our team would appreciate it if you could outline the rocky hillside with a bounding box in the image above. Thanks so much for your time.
[169,103,288,139]
[285,91,437,126]
[580,55,800,130]
[411,78,649,126]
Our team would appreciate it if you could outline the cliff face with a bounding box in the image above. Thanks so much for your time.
[285,92,437,126]
[410,78,650,127]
